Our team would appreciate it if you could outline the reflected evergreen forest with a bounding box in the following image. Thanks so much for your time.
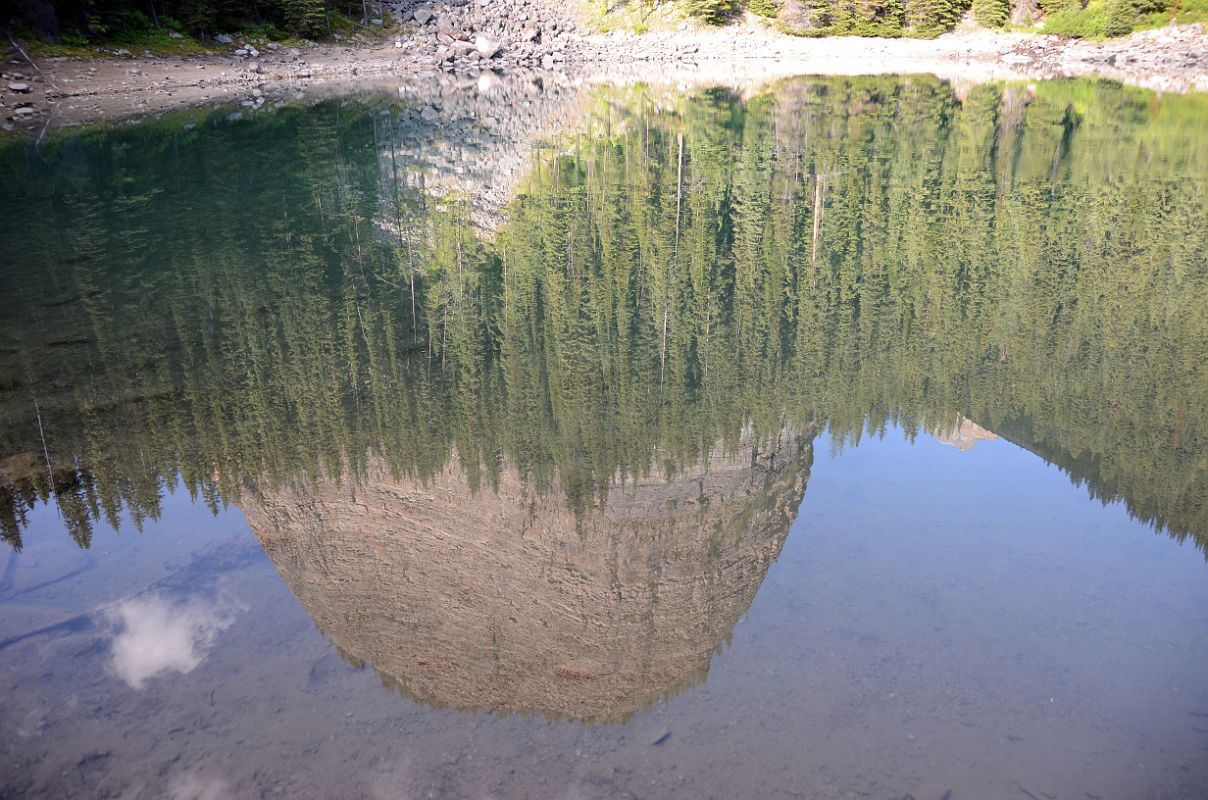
[1,76,1205,556]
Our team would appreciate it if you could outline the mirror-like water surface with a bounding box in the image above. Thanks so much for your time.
[1,76,1206,799]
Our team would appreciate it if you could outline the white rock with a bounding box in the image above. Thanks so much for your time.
[475,35,501,59]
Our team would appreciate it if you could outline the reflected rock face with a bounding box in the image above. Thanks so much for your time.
[241,427,814,722]
[934,417,999,452]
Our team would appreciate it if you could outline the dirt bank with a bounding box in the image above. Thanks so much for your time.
[2,16,1205,136]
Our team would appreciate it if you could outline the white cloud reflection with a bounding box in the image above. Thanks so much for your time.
[106,592,239,689]
[168,771,230,800]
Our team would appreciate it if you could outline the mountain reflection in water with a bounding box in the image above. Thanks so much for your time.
[0,75,1205,746]
[245,429,810,722]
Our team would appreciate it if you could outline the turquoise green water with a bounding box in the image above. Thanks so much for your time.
[1,76,1206,799]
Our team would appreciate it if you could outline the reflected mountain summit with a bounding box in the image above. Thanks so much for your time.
[244,428,811,722]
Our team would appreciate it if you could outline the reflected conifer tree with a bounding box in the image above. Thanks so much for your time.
[0,77,1204,552]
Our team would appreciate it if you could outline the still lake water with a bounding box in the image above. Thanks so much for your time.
[1,76,1206,799]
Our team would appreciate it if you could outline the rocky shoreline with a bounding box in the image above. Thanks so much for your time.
[2,1,1206,136]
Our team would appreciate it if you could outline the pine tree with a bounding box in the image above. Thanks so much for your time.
[1104,0,1136,36]
[287,0,328,38]
[683,0,739,23]
[973,0,1010,26]
[904,0,965,36]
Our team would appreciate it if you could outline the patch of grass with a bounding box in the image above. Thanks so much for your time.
[1042,0,1108,37]
[23,26,213,57]
[17,19,334,61]
[107,27,213,55]
[587,1,646,33]
[59,30,91,47]
[23,37,98,58]
[242,22,289,42]
[1129,0,1207,28]
[1174,0,1208,22]
[1035,0,1203,37]
[779,20,908,36]
[1130,10,1174,27]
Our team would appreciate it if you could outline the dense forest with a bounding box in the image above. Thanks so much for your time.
[712,0,1207,38]
[0,76,1205,554]
[10,0,365,41]
[8,0,1206,42]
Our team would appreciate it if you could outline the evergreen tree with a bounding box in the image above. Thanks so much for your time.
[683,0,739,22]
[905,0,967,35]
[973,0,1010,26]
[1104,0,1136,36]
[1,78,1205,555]
[287,0,328,37]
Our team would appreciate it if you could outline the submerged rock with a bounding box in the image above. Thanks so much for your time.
[648,727,672,746]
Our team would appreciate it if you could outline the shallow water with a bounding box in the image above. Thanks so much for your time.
[1,76,1206,799]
